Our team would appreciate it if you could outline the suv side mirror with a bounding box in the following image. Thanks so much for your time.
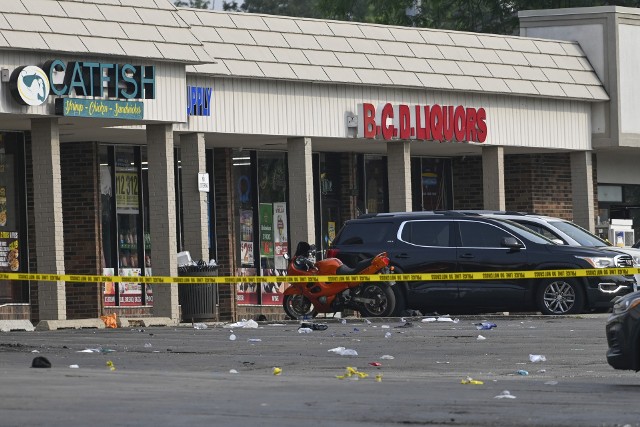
[501,236,524,250]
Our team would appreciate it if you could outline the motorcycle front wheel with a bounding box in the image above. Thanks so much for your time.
[283,294,317,319]
[358,283,396,317]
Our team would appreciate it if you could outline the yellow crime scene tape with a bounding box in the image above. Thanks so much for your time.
[0,267,639,285]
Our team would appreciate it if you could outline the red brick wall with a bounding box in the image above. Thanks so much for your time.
[60,142,102,319]
[452,156,484,209]
[453,153,597,221]
[25,132,39,323]
[213,148,237,321]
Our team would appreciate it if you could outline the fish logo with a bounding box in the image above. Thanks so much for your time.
[10,65,50,106]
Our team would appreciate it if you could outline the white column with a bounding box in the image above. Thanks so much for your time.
[179,133,209,262]
[147,124,179,321]
[482,146,505,211]
[386,140,412,212]
[571,151,595,232]
[287,137,315,246]
[31,118,66,320]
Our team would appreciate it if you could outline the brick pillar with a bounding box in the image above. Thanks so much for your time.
[179,133,209,262]
[31,118,66,320]
[147,124,178,322]
[287,137,315,245]
[387,140,411,212]
[482,146,505,210]
[571,151,595,232]
[214,148,236,321]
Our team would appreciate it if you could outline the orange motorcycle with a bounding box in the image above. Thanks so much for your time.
[283,242,395,318]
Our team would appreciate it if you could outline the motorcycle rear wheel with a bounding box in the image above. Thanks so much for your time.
[358,283,396,317]
[283,294,317,319]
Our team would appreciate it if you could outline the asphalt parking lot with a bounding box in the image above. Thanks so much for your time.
[1,314,639,427]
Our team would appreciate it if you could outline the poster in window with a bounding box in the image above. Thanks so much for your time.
[0,186,6,227]
[0,232,19,272]
[145,268,153,306]
[102,268,115,306]
[273,202,288,270]
[260,268,288,306]
[115,169,139,214]
[236,267,258,305]
[240,210,253,242]
[259,203,273,257]
[118,268,143,306]
[241,241,254,265]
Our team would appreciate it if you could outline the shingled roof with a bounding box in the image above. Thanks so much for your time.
[179,8,607,102]
[0,0,211,64]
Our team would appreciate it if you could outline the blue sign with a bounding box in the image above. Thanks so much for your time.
[187,86,212,116]
[55,98,144,120]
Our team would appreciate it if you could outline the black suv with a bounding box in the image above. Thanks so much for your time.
[327,211,635,316]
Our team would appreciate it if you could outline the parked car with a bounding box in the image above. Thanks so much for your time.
[461,211,640,288]
[606,291,640,371]
[328,211,635,316]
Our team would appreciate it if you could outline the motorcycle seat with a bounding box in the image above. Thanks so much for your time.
[336,256,375,275]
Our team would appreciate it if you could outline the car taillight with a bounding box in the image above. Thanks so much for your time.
[327,248,339,258]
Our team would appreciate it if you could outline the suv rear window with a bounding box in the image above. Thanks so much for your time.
[333,222,393,245]
[400,220,451,247]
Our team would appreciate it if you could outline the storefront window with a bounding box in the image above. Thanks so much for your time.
[100,145,152,307]
[315,153,342,254]
[411,157,452,211]
[358,155,388,215]
[0,132,27,303]
[233,150,289,306]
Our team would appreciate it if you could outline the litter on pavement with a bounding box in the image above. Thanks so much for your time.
[494,390,517,399]
[225,319,259,329]
[475,322,497,330]
[529,354,547,362]
[461,377,484,385]
[328,347,358,356]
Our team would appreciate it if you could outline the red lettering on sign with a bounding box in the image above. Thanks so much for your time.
[359,103,376,138]
[476,108,487,142]
[430,104,443,141]
[355,102,487,143]
[453,105,466,142]
[465,107,477,142]
[380,103,394,140]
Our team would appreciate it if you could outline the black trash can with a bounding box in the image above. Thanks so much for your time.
[178,264,219,322]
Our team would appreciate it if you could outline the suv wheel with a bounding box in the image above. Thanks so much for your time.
[537,279,585,315]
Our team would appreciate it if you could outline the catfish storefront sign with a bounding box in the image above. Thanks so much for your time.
[357,103,487,143]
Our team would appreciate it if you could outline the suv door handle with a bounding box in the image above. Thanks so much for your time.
[395,253,410,259]
[459,253,475,259]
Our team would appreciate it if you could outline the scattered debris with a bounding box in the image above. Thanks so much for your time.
[461,376,484,385]
[69,364,79,369]
[247,338,262,342]
[494,390,516,399]
[517,370,529,376]
[298,328,312,334]
[272,367,282,376]
[31,356,51,368]
[529,354,547,363]
[477,335,486,340]
[100,313,118,328]
[229,369,239,374]
[193,323,208,330]
[384,332,392,338]
[380,355,395,360]
[225,319,259,329]
[106,360,116,371]
[369,362,382,367]
[328,347,358,356]
[422,316,459,323]
[475,322,497,330]
[300,322,328,331]
[336,366,368,380]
